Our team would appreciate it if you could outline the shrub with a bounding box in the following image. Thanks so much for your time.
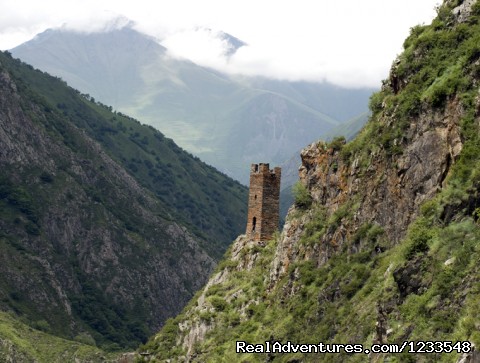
[292,181,312,209]
[328,136,346,152]
[209,296,227,312]
[404,219,433,259]
[368,91,384,113]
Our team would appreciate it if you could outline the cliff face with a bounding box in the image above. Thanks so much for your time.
[270,96,463,284]
[0,50,247,350]
[142,1,480,361]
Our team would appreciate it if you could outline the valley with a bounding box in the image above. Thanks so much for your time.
[2,1,477,362]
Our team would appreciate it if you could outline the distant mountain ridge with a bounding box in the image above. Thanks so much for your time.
[11,24,375,183]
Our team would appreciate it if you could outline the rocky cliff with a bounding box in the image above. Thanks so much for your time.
[140,1,480,361]
[0,50,246,351]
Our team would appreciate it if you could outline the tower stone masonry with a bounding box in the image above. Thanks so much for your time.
[246,163,281,241]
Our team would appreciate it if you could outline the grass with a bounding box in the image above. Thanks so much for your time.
[0,311,120,362]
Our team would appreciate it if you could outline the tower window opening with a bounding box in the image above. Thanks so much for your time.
[252,217,256,232]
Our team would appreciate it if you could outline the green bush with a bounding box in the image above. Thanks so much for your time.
[209,296,228,312]
[33,319,50,332]
[292,181,312,209]
[368,91,384,113]
[404,219,433,259]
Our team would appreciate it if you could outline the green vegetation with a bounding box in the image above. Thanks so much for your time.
[292,181,312,209]
[0,311,119,362]
[1,50,247,258]
[142,2,480,361]
[326,136,346,152]
[0,48,247,352]
[343,0,480,164]
[145,183,480,362]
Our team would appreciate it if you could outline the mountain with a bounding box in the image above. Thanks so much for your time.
[240,78,373,122]
[0,50,247,350]
[138,1,480,361]
[10,25,375,183]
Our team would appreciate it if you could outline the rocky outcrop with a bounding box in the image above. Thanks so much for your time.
[452,0,477,23]
[269,95,463,285]
[141,233,271,360]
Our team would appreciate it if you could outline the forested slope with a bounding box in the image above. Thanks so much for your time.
[0,50,246,350]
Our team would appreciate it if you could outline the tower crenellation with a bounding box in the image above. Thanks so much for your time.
[246,163,281,241]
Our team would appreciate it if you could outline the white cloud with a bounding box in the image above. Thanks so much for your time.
[0,0,439,88]
[161,28,235,65]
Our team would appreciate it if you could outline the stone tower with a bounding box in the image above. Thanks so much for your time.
[246,163,281,241]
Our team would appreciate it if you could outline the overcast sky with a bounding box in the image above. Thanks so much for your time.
[0,0,439,88]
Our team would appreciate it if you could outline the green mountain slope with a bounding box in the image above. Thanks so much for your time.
[139,1,480,362]
[0,311,119,363]
[1,49,248,258]
[11,26,374,183]
[0,50,246,350]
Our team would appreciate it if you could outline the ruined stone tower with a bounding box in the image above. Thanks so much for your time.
[246,163,281,241]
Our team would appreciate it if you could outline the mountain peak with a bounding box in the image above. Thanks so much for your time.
[29,16,137,42]
[61,15,136,33]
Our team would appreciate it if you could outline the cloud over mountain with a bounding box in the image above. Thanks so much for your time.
[1,0,438,88]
